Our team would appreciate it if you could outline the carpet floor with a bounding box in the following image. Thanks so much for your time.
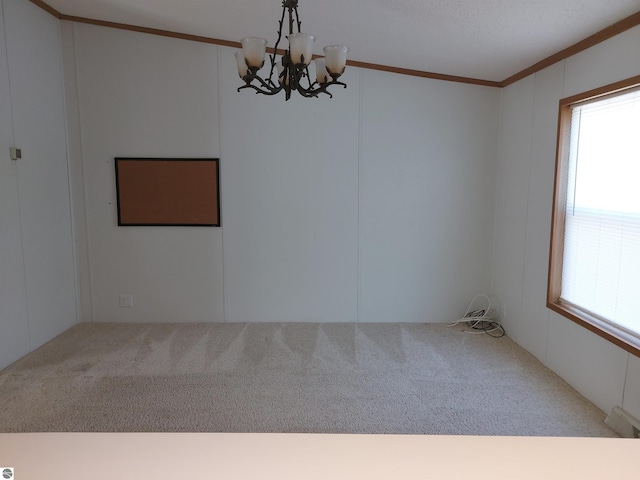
[0,322,617,436]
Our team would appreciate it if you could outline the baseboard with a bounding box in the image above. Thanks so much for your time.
[605,406,640,438]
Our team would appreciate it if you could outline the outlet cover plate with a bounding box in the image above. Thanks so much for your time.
[119,294,133,308]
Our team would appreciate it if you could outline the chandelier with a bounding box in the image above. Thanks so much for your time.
[235,0,348,101]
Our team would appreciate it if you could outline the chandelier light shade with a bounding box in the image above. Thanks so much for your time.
[323,45,349,76]
[314,58,328,84]
[240,37,268,68]
[236,0,348,101]
[235,52,249,78]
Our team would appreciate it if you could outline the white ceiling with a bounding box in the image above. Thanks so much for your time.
[47,0,640,82]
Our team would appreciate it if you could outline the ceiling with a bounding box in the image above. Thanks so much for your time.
[46,0,640,82]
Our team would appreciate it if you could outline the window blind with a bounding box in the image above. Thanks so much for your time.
[560,88,640,337]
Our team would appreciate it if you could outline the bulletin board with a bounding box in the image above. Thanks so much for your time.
[115,158,220,226]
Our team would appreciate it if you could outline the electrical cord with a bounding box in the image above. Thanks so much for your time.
[447,294,505,338]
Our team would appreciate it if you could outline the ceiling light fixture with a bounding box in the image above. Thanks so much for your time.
[235,0,348,101]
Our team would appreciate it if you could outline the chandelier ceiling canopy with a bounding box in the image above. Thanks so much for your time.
[235,0,348,101]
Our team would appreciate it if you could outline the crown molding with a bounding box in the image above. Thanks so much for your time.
[59,15,242,49]
[26,1,640,88]
[500,10,640,87]
[56,14,501,88]
[29,0,62,18]
[345,59,500,87]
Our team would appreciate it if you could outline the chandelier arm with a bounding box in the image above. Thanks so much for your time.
[237,83,283,96]
[295,84,316,97]
[297,79,330,98]
[327,80,348,89]
[253,73,280,91]
[302,88,330,99]
[303,64,313,89]
[240,69,283,93]
[303,78,348,98]
[241,70,277,91]
[289,64,306,90]
[300,83,331,98]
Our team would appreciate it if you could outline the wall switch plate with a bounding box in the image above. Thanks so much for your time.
[10,147,22,161]
[119,294,133,308]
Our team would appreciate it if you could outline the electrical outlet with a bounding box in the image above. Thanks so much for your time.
[119,294,133,308]
[10,147,22,161]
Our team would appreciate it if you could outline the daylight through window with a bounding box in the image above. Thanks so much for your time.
[548,77,640,355]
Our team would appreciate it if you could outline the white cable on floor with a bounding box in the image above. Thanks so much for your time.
[448,294,505,337]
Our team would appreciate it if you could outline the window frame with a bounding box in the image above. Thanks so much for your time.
[547,74,640,357]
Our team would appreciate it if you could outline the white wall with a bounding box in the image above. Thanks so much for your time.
[66,23,224,323]
[0,0,77,370]
[60,21,92,324]
[65,23,500,325]
[493,25,640,418]
[218,48,360,323]
[359,70,498,323]
[0,0,29,369]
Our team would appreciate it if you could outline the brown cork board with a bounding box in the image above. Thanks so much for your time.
[115,158,220,226]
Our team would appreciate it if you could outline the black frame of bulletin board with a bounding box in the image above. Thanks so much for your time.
[115,157,220,227]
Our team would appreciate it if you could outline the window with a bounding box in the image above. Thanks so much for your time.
[548,75,640,356]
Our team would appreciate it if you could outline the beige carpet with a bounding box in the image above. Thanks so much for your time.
[0,322,617,436]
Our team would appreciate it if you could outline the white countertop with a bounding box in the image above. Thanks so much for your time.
[1,433,638,479]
